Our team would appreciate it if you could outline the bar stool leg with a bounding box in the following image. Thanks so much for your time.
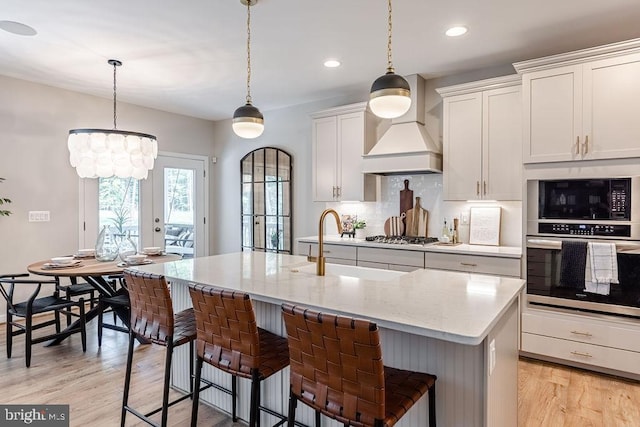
[190,357,204,427]
[249,371,260,427]
[160,342,175,427]
[6,312,13,358]
[232,375,238,421]
[121,333,136,427]
[287,392,297,427]
[315,411,321,427]
[428,384,436,427]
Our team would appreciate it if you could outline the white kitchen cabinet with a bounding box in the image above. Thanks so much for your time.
[437,75,522,201]
[357,247,424,271]
[311,102,378,202]
[424,252,521,277]
[515,41,640,163]
[521,308,640,378]
[296,242,357,265]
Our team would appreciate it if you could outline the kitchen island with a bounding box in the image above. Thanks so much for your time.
[136,251,524,427]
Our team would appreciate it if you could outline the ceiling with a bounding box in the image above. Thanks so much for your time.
[2,0,640,121]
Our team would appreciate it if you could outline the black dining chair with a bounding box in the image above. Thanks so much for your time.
[0,273,87,367]
[56,276,98,326]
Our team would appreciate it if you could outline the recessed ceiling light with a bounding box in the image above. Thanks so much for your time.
[323,59,341,68]
[0,20,37,36]
[445,26,468,37]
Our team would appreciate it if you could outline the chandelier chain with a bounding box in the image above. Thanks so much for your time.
[387,0,394,72]
[112,61,118,129]
[246,0,252,104]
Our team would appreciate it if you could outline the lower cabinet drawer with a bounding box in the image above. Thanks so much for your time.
[522,311,640,353]
[297,242,357,261]
[357,247,424,268]
[424,252,520,277]
[522,332,640,376]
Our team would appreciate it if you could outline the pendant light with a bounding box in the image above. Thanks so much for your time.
[68,59,158,179]
[369,0,411,119]
[233,0,264,139]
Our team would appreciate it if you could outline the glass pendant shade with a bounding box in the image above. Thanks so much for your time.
[369,71,412,119]
[68,129,158,179]
[67,59,157,179]
[233,102,264,139]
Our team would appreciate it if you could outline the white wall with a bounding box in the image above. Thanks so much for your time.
[0,75,215,318]
[210,92,367,255]
[209,64,523,253]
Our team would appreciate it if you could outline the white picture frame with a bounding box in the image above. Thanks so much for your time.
[469,206,501,246]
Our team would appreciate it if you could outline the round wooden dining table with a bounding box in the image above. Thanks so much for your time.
[28,254,182,345]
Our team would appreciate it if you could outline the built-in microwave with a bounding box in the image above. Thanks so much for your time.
[527,177,640,240]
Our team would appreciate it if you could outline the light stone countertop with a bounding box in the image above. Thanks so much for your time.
[297,235,522,258]
[135,251,525,346]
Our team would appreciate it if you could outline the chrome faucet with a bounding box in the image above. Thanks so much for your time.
[308,208,343,276]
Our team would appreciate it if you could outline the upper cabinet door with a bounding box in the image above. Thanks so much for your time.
[443,92,483,200]
[338,111,367,202]
[583,52,640,160]
[522,65,582,163]
[522,48,640,164]
[312,116,338,202]
[483,86,522,200]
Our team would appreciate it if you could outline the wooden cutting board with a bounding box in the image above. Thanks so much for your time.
[384,213,405,236]
[405,197,428,237]
[399,179,413,235]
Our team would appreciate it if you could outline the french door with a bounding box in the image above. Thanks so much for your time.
[80,152,208,258]
[148,154,207,258]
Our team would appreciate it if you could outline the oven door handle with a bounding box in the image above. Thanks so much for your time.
[526,238,562,249]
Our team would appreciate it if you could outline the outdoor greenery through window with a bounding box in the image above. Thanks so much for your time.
[98,177,140,247]
[163,168,196,258]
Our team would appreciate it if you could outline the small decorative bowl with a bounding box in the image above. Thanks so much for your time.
[125,254,148,265]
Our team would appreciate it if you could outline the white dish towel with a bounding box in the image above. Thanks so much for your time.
[584,242,618,296]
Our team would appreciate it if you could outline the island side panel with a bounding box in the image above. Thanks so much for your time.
[171,278,492,426]
[485,298,519,427]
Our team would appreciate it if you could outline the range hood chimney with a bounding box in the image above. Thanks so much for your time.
[362,74,442,174]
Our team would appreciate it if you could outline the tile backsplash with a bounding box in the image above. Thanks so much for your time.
[327,174,522,247]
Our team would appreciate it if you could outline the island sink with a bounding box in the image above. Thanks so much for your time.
[291,262,407,282]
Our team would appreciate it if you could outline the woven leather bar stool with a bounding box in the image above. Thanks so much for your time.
[121,270,196,427]
[188,283,290,427]
[281,303,437,427]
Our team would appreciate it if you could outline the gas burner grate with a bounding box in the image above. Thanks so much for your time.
[365,235,439,245]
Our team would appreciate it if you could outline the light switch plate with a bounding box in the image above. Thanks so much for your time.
[29,211,50,222]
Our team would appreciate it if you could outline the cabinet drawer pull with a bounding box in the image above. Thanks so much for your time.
[323,250,331,254]
[570,330,592,337]
[332,186,337,198]
[583,135,589,155]
[483,181,487,195]
[476,181,480,196]
[575,136,580,154]
[570,351,593,358]
[460,262,477,267]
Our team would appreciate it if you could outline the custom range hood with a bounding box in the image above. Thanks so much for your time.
[362,74,442,174]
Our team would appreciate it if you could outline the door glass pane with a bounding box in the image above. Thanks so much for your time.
[253,149,264,182]
[265,182,278,216]
[281,183,290,216]
[265,148,277,182]
[242,156,253,183]
[254,216,265,249]
[163,168,195,258]
[278,151,290,181]
[253,183,264,216]
[98,177,140,248]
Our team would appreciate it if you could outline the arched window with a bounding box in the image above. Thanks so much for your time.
[241,147,292,253]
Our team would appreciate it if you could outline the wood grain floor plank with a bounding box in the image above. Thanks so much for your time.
[3,319,640,426]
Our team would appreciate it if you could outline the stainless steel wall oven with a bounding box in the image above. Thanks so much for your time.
[526,177,640,318]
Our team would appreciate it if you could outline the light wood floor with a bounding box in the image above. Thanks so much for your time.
[2,318,640,426]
